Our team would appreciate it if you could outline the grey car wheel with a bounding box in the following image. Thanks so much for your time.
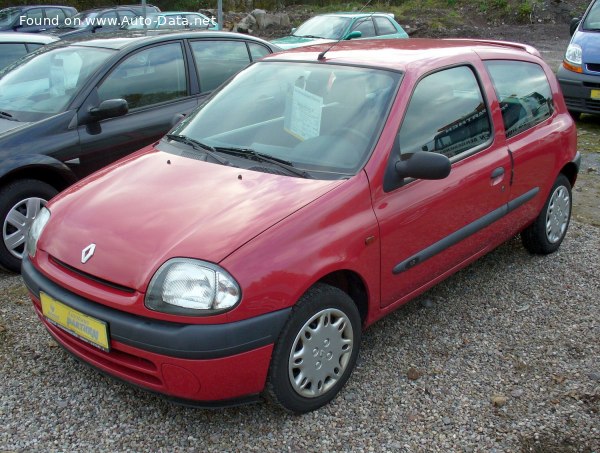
[288,307,354,398]
[0,179,58,272]
[522,173,572,255]
[266,283,361,413]
[3,197,48,259]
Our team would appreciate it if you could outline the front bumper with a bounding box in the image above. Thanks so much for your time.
[22,255,291,404]
[557,65,600,115]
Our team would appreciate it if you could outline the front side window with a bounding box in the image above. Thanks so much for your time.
[353,18,375,38]
[485,60,554,139]
[191,40,251,93]
[398,66,491,160]
[173,61,400,179]
[98,43,187,110]
[0,46,115,121]
[24,8,43,22]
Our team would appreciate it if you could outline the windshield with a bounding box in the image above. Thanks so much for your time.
[293,16,351,39]
[583,0,600,30]
[0,7,19,26]
[0,46,115,121]
[173,61,401,179]
[59,11,99,29]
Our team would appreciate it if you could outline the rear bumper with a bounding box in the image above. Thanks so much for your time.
[558,65,600,115]
[22,255,290,403]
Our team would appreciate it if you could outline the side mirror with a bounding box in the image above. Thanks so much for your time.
[291,27,296,33]
[171,113,185,128]
[395,152,451,180]
[570,17,580,36]
[346,30,362,40]
[88,99,128,121]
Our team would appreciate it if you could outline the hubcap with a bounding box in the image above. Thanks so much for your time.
[545,185,570,244]
[288,308,354,398]
[2,197,47,259]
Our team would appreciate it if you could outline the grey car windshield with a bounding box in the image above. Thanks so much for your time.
[174,61,401,179]
[0,8,20,26]
[0,46,115,121]
[293,16,351,39]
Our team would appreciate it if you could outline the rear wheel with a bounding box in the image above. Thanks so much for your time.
[521,174,572,255]
[0,179,58,272]
[266,283,361,413]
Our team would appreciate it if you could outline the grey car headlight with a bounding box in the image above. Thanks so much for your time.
[145,258,241,315]
[26,207,50,258]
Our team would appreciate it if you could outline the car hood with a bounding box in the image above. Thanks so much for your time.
[270,35,335,50]
[0,117,31,135]
[40,147,342,291]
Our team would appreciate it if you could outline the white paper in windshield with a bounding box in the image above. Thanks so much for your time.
[284,86,323,141]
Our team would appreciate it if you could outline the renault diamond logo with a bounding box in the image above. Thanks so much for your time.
[81,243,96,264]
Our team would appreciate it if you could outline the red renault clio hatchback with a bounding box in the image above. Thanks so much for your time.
[22,39,579,413]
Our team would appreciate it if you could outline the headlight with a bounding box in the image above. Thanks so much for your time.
[564,44,583,72]
[145,258,241,315]
[26,207,50,258]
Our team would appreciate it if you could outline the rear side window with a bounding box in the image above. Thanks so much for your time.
[45,8,66,22]
[485,61,554,139]
[374,16,397,36]
[190,40,251,92]
[398,66,491,159]
[248,42,270,60]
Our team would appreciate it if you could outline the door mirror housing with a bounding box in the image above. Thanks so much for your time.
[346,30,362,40]
[395,152,451,180]
[88,99,128,121]
[570,17,580,36]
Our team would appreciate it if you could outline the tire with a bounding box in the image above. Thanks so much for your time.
[265,283,362,413]
[521,173,572,255]
[0,179,58,273]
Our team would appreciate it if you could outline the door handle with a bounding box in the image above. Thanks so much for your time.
[491,167,505,179]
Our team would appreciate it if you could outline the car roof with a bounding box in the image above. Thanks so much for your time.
[0,32,58,44]
[77,7,136,14]
[44,30,278,51]
[266,38,542,71]
[318,12,394,18]
[1,5,74,10]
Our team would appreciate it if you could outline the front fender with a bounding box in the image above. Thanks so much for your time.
[0,154,78,186]
[221,170,380,324]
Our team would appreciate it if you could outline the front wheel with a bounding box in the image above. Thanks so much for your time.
[265,283,361,413]
[521,173,572,255]
[0,179,58,272]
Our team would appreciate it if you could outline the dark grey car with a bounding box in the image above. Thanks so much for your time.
[0,30,280,272]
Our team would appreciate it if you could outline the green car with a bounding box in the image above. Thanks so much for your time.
[271,12,408,50]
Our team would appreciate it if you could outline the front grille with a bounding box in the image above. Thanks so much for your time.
[50,256,135,294]
[33,300,163,389]
[564,96,585,108]
[585,99,600,111]
[586,63,600,73]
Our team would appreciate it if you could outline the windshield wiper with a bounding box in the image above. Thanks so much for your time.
[214,146,311,178]
[166,134,232,166]
[297,34,325,39]
[0,111,17,121]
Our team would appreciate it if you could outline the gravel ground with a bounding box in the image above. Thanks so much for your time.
[1,222,598,452]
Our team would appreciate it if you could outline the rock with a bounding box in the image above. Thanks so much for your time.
[443,416,453,425]
[491,396,508,407]
[251,9,290,30]
[510,388,524,398]
[407,367,423,381]
[588,372,600,381]
[421,298,434,308]
[235,14,256,33]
